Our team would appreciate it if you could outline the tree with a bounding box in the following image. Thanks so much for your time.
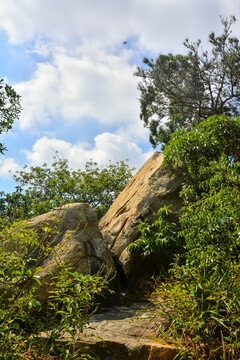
[0,156,134,221]
[135,16,240,146]
[0,78,21,153]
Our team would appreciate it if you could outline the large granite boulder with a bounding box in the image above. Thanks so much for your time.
[26,203,118,302]
[99,152,183,284]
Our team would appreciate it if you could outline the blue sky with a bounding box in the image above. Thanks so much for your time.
[0,0,240,193]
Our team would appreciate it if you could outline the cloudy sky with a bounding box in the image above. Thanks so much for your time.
[0,0,240,193]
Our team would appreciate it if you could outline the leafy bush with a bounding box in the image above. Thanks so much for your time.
[134,116,240,358]
[128,206,181,258]
[164,115,240,180]
[156,182,240,358]
[0,220,109,359]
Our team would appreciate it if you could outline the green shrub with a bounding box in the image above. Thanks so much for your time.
[139,116,240,358]
[0,220,109,359]
[128,205,182,258]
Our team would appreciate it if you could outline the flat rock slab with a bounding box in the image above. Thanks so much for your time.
[77,303,179,360]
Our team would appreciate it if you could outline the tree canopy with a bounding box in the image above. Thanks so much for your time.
[0,156,134,221]
[135,16,240,147]
[164,114,240,179]
[0,78,21,153]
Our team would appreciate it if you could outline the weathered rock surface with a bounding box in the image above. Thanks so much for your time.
[41,302,178,359]
[26,203,118,301]
[99,152,183,281]
[76,302,178,360]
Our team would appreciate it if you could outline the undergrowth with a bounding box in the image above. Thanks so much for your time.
[0,219,110,360]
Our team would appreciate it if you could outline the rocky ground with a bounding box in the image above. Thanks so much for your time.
[76,301,179,360]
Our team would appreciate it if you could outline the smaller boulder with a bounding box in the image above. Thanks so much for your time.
[26,203,118,303]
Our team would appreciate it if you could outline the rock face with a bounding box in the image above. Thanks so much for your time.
[76,302,179,360]
[26,203,118,301]
[99,152,183,283]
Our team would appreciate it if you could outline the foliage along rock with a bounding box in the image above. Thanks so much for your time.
[99,152,183,284]
[26,203,118,302]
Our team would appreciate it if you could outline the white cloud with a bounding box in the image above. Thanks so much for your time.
[0,157,21,178]
[56,52,139,125]
[6,0,240,134]
[23,133,153,171]
[82,132,153,169]
[1,0,240,54]
[15,62,60,128]
[15,50,139,130]
[0,0,133,47]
